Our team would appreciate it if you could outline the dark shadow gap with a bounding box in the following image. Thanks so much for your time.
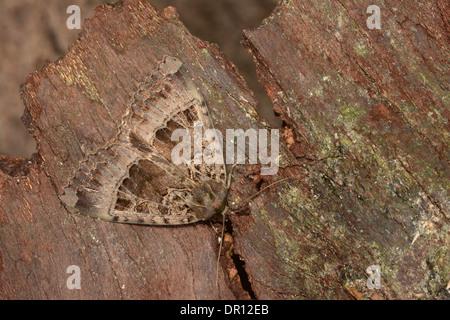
[224,218,257,300]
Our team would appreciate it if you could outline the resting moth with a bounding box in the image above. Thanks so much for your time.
[60,56,229,225]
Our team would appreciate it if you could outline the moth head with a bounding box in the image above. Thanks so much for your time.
[188,179,228,221]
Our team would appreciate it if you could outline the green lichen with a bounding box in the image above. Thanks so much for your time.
[355,42,369,56]
[55,58,100,101]
[254,184,338,298]
[201,48,209,57]
[338,102,366,128]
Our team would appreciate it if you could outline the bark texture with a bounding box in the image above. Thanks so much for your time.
[1,0,261,299]
[240,0,449,299]
[0,0,448,300]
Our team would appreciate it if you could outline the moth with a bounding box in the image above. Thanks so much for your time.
[60,56,229,225]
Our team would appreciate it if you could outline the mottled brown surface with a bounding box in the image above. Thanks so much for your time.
[1,0,264,299]
[0,0,448,300]
[240,0,449,299]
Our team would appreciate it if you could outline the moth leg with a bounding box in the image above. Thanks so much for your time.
[216,206,229,287]
[209,221,219,234]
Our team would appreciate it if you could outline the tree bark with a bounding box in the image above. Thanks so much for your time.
[0,0,448,300]
[1,0,260,300]
[240,0,449,299]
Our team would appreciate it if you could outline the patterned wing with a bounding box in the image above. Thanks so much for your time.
[60,56,227,225]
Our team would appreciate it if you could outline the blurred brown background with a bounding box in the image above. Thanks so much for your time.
[0,0,280,158]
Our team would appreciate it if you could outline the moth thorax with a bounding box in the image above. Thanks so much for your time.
[189,179,228,221]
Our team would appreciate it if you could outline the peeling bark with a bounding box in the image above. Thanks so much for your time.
[0,0,448,300]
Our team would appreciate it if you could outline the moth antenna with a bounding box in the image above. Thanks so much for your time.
[230,177,291,211]
[226,163,238,188]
